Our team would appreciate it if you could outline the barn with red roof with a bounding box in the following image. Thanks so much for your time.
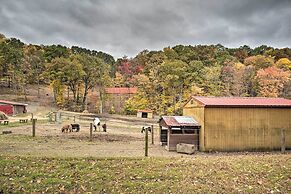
[103,87,137,113]
[183,96,291,151]
[0,100,28,116]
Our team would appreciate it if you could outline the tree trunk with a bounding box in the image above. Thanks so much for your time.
[99,90,103,114]
[7,76,11,88]
[70,85,76,102]
[37,73,40,98]
[67,86,69,100]
[76,85,80,104]
[82,89,89,110]
[24,85,27,102]
[53,87,57,103]
[83,84,89,105]
[37,82,40,98]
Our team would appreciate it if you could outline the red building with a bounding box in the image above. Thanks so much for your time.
[0,100,28,116]
[104,87,137,113]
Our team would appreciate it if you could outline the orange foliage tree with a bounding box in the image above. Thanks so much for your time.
[256,66,290,97]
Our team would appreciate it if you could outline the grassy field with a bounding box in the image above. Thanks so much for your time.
[0,154,290,193]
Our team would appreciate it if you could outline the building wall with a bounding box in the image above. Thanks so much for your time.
[148,112,153,119]
[183,100,205,151]
[14,105,26,115]
[167,133,199,151]
[159,119,199,151]
[104,94,132,113]
[137,112,153,118]
[204,107,291,151]
[137,112,142,118]
[0,105,13,115]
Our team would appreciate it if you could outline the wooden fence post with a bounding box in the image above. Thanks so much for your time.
[54,112,57,123]
[151,125,154,145]
[281,129,285,154]
[73,116,76,123]
[55,111,62,124]
[145,127,148,157]
[59,112,62,124]
[32,119,37,137]
[90,123,93,141]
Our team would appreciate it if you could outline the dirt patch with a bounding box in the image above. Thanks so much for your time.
[67,133,143,142]
[0,117,180,158]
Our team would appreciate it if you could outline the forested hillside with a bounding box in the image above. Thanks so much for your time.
[0,33,290,115]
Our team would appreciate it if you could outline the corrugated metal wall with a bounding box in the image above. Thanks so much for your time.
[183,101,205,151]
[204,107,291,151]
[0,105,13,115]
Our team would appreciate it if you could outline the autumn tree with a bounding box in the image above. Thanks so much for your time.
[0,33,5,43]
[22,45,45,98]
[73,54,111,109]
[200,65,223,96]
[275,58,291,70]
[244,55,274,69]
[221,62,246,96]
[44,57,84,105]
[256,66,290,97]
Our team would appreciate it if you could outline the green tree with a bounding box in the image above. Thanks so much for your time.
[43,45,69,63]
[0,38,24,90]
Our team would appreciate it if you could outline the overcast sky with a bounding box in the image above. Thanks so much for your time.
[0,0,291,58]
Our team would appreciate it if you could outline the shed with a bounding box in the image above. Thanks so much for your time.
[137,109,153,119]
[0,100,28,116]
[183,96,291,151]
[159,116,201,151]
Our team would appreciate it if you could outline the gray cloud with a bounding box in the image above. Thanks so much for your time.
[0,0,290,58]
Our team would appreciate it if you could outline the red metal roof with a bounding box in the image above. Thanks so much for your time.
[0,100,28,106]
[137,109,153,113]
[191,96,291,107]
[105,87,137,94]
[161,116,200,127]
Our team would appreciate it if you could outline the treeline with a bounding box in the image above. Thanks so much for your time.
[0,33,115,110]
[0,33,290,115]
[118,45,291,115]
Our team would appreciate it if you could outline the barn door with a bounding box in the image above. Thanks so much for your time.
[142,112,148,118]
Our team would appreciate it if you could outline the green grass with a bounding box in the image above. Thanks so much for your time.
[0,155,290,193]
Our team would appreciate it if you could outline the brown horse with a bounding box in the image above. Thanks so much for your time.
[61,124,72,133]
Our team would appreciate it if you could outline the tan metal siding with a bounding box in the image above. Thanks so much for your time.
[204,108,291,151]
[183,107,205,151]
